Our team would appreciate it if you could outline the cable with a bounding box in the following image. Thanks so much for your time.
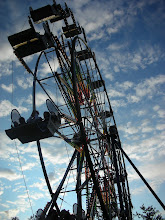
[59,167,71,210]
[14,140,34,216]
[59,197,72,208]
[11,60,14,110]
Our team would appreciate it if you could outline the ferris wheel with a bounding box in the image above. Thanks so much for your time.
[5,1,164,220]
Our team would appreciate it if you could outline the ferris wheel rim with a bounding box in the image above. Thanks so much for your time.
[70,36,112,219]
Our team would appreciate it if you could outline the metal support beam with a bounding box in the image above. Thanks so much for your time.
[48,149,78,214]
[77,152,82,219]
[110,137,125,219]
[117,142,165,211]
[37,140,61,217]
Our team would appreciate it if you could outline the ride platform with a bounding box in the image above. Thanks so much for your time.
[5,120,53,144]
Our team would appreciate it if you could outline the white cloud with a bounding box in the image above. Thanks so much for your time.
[107,45,164,73]
[22,162,38,171]
[108,89,124,98]
[1,83,15,93]
[108,43,127,51]
[116,81,134,91]
[18,191,46,201]
[18,92,48,108]
[153,105,160,111]
[107,26,121,35]
[42,144,73,166]
[136,110,147,116]
[36,92,48,107]
[114,65,120,73]
[16,76,32,89]
[0,209,19,220]
[0,43,13,63]
[0,100,28,118]
[140,119,150,126]
[77,2,113,34]
[111,99,126,108]
[113,75,165,105]
[135,75,165,98]
[132,54,142,64]
[12,185,24,193]
[28,192,45,200]
[19,90,64,109]
[0,132,17,160]
[0,100,15,117]
[88,31,104,41]
[5,192,34,218]
[0,203,9,209]
[104,72,114,81]
[0,168,21,181]
[0,61,13,79]
[17,143,37,155]
[39,59,59,78]
[123,130,165,162]
[0,185,4,197]
[157,109,165,118]
[120,122,139,135]
[141,126,153,133]
[127,95,140,103]
[29,178,47,192]
[128,161,165,187]
[131,185,146,196]
[156,124,165,131]
[69,0,91,11]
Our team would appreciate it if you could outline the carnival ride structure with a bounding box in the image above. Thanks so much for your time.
[5,1,165,219]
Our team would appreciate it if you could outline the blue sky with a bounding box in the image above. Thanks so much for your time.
[0,0,165,219]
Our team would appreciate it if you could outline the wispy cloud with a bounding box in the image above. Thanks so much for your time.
[109,89,125,98]
[123,130,165,163]
[0,62,13,79]
[128,161,165,190]
[0,209,19,220]
[0,44,13,63]
[136,110,147,117]
[1,83,15,93]
[22,162,38,171]
[0,167,21,181]
[0,99,28,118]
[108,43,128,51]
[39,58,59,78]
[135,75,165,99]
[108,75,165,108]
[16,76,33,90]
[107,44,164,73]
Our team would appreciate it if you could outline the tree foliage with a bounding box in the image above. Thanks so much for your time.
[135,204,163,220]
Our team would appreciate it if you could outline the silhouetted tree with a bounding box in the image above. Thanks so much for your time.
[135,204,163,219]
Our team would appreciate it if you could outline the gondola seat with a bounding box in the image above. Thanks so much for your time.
[5,120,52,144]
[5,115,61,144]
[76,49,93,61]
[30,4,70,24]
[62,24,82,38]
[8,27,54,58]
